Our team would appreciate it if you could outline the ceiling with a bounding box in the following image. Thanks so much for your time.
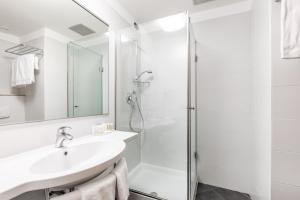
[0,0,108,41]
[116,0,247,23]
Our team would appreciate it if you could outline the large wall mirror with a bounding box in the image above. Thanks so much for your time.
[0,0,109,125]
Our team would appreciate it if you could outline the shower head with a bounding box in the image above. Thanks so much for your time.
[135,70,153,81]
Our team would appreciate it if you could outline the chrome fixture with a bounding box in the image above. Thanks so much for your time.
[134,22,139,30]
[55,126,73,148]
[5,44,43,56]
[133,70,153,87]
[127,91,145,133]
[128,71,153,133]
[134,70,153,81]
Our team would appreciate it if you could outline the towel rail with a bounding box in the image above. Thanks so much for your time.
[4,44,43,56]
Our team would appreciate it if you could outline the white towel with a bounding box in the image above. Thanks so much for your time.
[34,55,39,70]
[11,54,39,87]
[112,158,129,200]
[78,174,116,200]
[281,0,300,58]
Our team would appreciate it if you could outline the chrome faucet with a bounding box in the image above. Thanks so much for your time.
[55,126,73,148]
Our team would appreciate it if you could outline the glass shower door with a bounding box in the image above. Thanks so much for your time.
[67,43,103,117]
[116,13,190,200]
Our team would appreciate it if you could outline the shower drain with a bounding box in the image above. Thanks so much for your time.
[150,192,158,197]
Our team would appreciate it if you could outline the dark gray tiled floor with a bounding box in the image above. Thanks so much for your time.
[196,183,251,200]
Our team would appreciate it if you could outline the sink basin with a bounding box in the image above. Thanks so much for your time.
[31,141,116,174]
[0,132,136,200]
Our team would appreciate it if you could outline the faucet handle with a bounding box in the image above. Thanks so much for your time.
[55,127,73,148]
[57,126,72,135]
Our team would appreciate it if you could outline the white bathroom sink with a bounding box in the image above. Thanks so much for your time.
[0,133,136,200]
[30,141,120,174]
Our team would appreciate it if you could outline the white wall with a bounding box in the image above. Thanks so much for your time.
[271,1,300,199]
[23,37,45,121]
[0,96,25,124]
[44,36,68,120]
[194,12,253,193]
[251,0,271,200]
[0,54,25,124]
[192,1,272,198]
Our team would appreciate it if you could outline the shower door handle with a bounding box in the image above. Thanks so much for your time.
[187,107,195,110]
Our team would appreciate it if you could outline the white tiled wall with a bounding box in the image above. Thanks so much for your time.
[271,1,300,199]
[272,182,300,200]
[193,1,272,199]
[0,52,26,124]
[193,12,253,194]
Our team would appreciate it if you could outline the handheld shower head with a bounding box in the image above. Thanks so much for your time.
[135,70,153,81]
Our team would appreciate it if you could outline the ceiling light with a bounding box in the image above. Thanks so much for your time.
[104,32,110,37]
[157,13,186,32]
[121,34,130,43]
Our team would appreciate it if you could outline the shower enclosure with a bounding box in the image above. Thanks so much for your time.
[116,12,198,200]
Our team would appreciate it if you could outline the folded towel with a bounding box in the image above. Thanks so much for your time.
[11,54,39,87]
[34,55,39,70]
[50,190,81,200]
[78,174,116,200]
[281,0,300,58]
[112,158,129,200]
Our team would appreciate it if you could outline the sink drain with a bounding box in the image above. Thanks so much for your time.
[150,192,158,197]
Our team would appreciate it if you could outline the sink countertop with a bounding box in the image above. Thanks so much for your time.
[92,130,139,142]
[0,130,138,199]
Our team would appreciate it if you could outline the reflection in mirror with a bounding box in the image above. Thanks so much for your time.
[0,0,109,125]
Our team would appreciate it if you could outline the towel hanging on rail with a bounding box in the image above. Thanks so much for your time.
[281,0,300,58]
[11,54,39,87]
